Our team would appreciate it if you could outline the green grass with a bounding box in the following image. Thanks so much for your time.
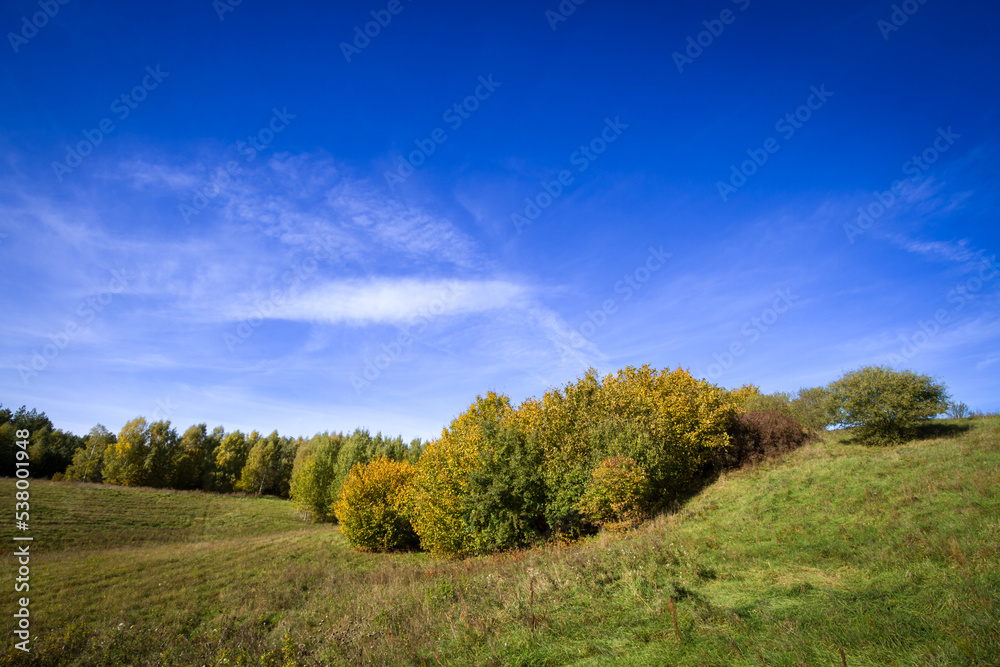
[2,418,998,666]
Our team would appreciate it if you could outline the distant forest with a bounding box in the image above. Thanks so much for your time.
[0,403,422,499]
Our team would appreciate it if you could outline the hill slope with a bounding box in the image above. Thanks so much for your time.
[3,418,998,666]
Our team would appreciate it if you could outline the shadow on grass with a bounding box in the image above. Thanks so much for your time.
[834,421,973,447]
[909,421,972,441]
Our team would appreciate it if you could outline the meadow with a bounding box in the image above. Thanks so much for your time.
[2,417,998,666]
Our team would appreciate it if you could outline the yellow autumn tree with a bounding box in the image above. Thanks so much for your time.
[407,392,512,556]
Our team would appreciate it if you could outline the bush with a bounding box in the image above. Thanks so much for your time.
[595,366,737,502]
[721,411,809,468]
[330,430,406,513]
[334,456,418,552]
[533,370,606,535]
[948,401,971,419]
[577,455,651,531]
[828,366,949,445]
[462,419,548,554]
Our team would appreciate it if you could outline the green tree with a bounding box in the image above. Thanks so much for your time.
[0,405,55,477]
[103,418,152,486]
[405,437,424,464]
[103,418,179,487]
[28,426,83,478]
[828,366,949,445]
[144,420,180,487]
[289,432,343,522]
[65,424,116,483]
[237,431,296,497]
[212,430,258,493]
[171,424,223,490]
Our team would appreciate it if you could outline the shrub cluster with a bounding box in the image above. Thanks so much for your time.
[347,366,745,556]
[335,365,877,555]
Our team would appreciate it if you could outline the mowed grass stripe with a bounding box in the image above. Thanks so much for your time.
[1,480,317,552]
[33,531,343,629]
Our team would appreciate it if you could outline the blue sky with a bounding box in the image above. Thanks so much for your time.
[2,0,998,440]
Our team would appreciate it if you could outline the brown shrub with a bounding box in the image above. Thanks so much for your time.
[720,410,809,468]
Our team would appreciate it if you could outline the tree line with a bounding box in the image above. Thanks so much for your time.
[0,405,422,499]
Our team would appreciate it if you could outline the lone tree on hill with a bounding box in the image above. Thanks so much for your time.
[827,365,949,445]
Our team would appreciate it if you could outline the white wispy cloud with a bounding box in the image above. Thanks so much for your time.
[242,278,528,326]
[900,238,975,263]
[977,356,999,370]
[121,152,482,270]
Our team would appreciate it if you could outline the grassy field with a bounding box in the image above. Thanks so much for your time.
[2,418,998,666]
